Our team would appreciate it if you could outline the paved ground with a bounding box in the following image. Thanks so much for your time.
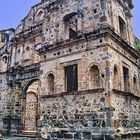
[4,137,36,140]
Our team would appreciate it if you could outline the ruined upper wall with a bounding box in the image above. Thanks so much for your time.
[15,0,134,45]
[109,0,134,44]
[0,29,15,72]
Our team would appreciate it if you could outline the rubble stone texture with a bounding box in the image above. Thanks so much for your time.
[0,0,140,139]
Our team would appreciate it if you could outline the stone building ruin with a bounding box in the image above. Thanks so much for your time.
[0,0,140,139]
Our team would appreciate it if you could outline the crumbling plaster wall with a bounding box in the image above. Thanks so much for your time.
[13,0,135,68]
[40,39,109,95]
[43,0,109,44]
[41,0,134,45]
[13,39,41,67]
[107,39,140,95]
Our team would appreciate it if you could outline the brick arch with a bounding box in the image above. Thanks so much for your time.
[86,63,103,89]
[45,71,55,77]
[2,56,8,64]
[27,16,33,26]
[86,62,102,73]
[27,16,33,22]
[45,71,55,94]
[113,65,121,90]
[35,9,44,21]
[23,78,40,94]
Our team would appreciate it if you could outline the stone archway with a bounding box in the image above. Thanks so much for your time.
[24,80,40,133]
[25,92,37,132]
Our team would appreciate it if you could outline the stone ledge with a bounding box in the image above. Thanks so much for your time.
[41,88,105,99]
[113,89,140,100]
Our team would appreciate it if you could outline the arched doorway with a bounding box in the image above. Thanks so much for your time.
[24,80,39,133]
[25,92,37,132]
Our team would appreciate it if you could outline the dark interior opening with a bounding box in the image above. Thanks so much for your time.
[65,64,78,92]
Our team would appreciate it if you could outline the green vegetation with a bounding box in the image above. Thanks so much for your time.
[134,36,140,52]
[134,40,140,52]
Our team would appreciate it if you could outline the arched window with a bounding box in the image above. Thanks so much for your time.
[28,17,32,22]
[123,66,129,92]
[47,73,54,94]
[133,76,138,94]
[118,16,126,39]
[26,17,33,27]
[89,65,100,89]
[2,56,8,64]
[63,12,78,39]
[36,10,44,21]
[113,66,120,90]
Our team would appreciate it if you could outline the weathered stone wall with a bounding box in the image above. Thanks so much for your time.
[112,92,140,128]
[0,0,139,137]
[107,42,139,95]
[40,39,108,94]
[0,73,8,130]
[40,91,107,136]
[109,0,134,44]
[43,0,108,44]
[13,0,135,67]
[13,40,40,67]
[0,57,7,73]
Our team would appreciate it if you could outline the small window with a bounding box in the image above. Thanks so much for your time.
[0,33,9,43]
[100,0,106,10]
[133,76,138,94]
[89,65,100,89]
[65,64,78,92]
[2,56,8,64]
[17,49,20,53]
[113,66,120,90]
[123,66,129,92]
[119,17,126,38]
[64,13,78,39]
[47,73,54,93]
[36,10,44,20]
[26,46,30,51]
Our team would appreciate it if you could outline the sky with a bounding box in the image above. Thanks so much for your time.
[0,0,139,38]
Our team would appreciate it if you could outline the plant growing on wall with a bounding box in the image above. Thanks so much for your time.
[134,38,140,52]
[134,43,140,52]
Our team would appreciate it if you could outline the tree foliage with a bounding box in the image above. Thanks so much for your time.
[134,41,140,52]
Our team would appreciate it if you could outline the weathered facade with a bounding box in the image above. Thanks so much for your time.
[0,29,15,131]
[0,0,140,139]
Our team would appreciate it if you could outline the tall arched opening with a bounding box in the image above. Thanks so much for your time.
[23,79,40,133]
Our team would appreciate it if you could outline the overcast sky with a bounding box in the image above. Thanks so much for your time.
[0,0,139,38]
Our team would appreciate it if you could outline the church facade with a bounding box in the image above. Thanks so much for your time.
[0,0,140,139]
